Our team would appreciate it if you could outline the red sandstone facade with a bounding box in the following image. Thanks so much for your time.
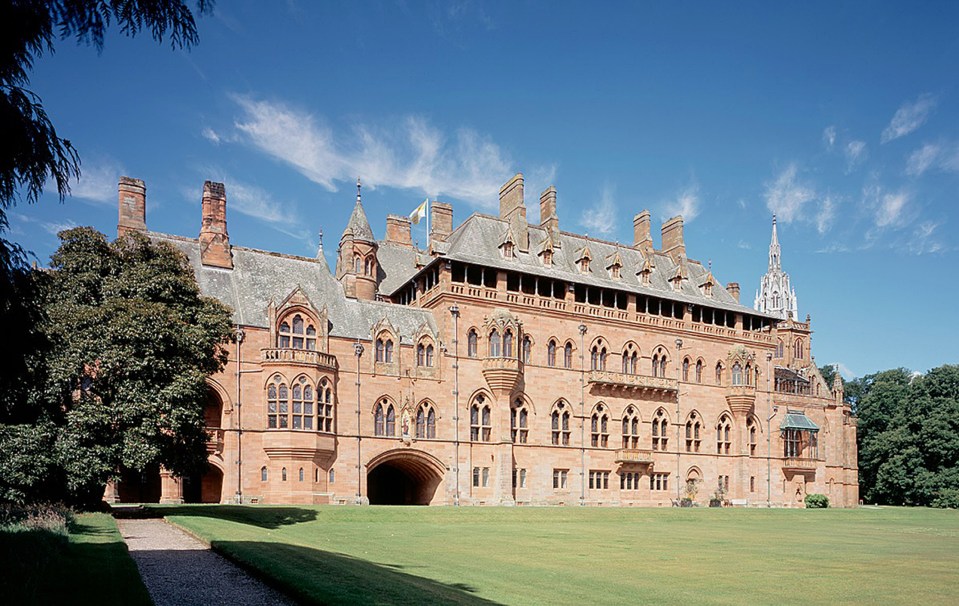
[106,174,858,508]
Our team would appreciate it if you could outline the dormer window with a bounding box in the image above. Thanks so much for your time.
[610,264,621,279]
[502,242,515,259]
[541,249,552,266]
[579,258,590,273]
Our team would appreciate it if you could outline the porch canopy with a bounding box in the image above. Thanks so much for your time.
[780,411,820,433]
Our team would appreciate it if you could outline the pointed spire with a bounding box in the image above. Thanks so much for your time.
[316,228,324,259]
[356,176,362,204]
[344,176,374,242]
[768,214,781,271]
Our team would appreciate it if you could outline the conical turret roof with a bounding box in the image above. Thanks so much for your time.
[344,178,375,242]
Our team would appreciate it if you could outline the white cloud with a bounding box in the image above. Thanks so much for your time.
[42,219,79,236]
[908,221,945,255]
[906,143,940,176]
[66,158,124,205]
[231,95,512,208]
[579,186,616,236]
[835,362,856,380]
[822,126,836,150]
[816,195,836,235]
[865,185,911,229]
[523,164,558,224]
[201,127,222,144]
[881,93,937,144]
[844,140,867,172]
[663,183,700,222]
[736,240,751,250]
[764,164,816,224]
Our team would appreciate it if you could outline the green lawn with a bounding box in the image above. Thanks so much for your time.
[159,505,959,606]
[0,512,152,606]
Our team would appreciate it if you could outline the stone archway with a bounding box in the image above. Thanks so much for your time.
[366,449,446,505]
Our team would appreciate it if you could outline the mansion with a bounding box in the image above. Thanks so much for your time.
[106,173,858,508]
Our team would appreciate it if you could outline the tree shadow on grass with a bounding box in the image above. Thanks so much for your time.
[210,540,503,605]
[112,504,318,529]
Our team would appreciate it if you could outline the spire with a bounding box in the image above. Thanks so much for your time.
[316,228,324,259]
[344,176,374,242]
[768,214,781,271]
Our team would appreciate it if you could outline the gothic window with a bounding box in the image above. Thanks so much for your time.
[772,291,781,308]
[416,402,436,439]
[522,336,532,364]
[299,467,304,482]
[291,376,314,430]
[682,358,690,382]
[375,337,394,363]
[354,255,362,273]
[364,256,374,276]
[426,344,434,367]
[375,338,384,362]
[564,342,573,369]
[716,415,732,454]
[267,375,289,429]
[747,417,758,456]
[278,313,316,350]
[511,398,529,444]
[470,395,491,442]
[652,409,669,451]
[652,349,668,378]
[622,344,638,375]
[776,339,784,358]
[652,354,659,377]
[622,406,640,448]
[590,341,608,371]
[374,399,395,436]
[794,339,804,359]
[547,339,557,367]
[503,329,514,358]
[715,362,723,385]
[416,342,435,367]
[317,379,333,432]
[695,359,703,383]
[732,362,743,386]
[467,329,478,358]
[685,412,702,453]
[590,404,609,447]
[261,466,268,482]
[745,363,753,386]
[661,355,667,378]
[489,329,501,357]
[281,467,288,482]
[551,401,571,445]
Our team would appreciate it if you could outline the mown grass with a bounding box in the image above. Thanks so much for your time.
[162,505,959,605]
[0,511,151,605]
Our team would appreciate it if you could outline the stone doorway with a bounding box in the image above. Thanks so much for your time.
[366,450,445,505]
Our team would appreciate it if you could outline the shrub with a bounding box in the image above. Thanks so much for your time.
[805,493,829,509]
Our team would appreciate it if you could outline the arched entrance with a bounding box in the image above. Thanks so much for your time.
[183,464,224,504]
[367,449,446,505]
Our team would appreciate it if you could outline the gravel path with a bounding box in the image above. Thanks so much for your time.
[117,519,295,606]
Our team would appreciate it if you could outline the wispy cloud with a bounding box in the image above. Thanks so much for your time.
[835,362,857,380]
[815,243,850,254]
[907,220,945,255]
[663,183,700,222]
[201,127,222,144]
[816,195,836,234]
[881,93,937,144]
[764,164,816,224]
[736,240,751,250]
[231,95,512,208]
[64,157,123,205]
[905,141,959,176]
[42,219,79,236]
[579,186,616,236]
[822,126,836,150]
[863,183,912,229]
[844,140,867,172]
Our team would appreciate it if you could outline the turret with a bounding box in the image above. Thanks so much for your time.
[336,178,379,300]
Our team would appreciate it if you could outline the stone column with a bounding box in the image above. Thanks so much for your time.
[159,468,183,504]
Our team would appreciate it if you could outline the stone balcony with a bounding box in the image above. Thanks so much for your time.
[615,448,655,465]
[587,370,678,396]
[782,457,818,474]
[261,347,338,372]
[725,384,757,417]
[482,356,523,399]
[262,430,336,460]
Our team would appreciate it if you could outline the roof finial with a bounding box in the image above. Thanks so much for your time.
[356,177,362,204]
[317,228,324,254]
[772,213,777,226]
[708,259,712,272]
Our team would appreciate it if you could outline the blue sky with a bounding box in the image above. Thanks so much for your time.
[9,1,959,378]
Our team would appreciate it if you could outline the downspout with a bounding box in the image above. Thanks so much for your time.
[578,324,587,506]
[354,342,364,504]
[235,326,245,504]
[675,338,683,503]
[450,305,461,506]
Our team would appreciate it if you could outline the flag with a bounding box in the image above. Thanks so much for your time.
[410,199,428,224]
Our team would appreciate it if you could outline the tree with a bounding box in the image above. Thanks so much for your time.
[0,228,233,507]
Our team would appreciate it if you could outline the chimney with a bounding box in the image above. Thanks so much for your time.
[632,210,652,253]
[661,215,685,261]
[117,177,146,237]
[726,282,740,303]
[199,181,233,269]
[430,202,453,243]
[540,186,560,242]
[385,214,413,248]
[499,173,529,252]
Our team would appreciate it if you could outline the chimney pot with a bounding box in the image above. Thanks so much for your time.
[117,176,147,237]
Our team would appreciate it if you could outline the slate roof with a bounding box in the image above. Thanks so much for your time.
[151,233,435,341]
[382,213,776,318]
[346,200,375,242]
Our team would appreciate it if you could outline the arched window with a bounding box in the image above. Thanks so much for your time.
[695,359,703,383]
[747,417,758,456]
[794,339,804,359]
[522,336,532,364]
[467,329,478,358]
[354,255,362,273]
[776,339,784,358]
[503,329,513,358]
[426,344,434,367]
[375,338,384,362]
[661,356,667,378]
[299,467,304,482]
[685,412,702,452]
[591,347,599,370]
[511,397,529,444]
[622,406,640,448]
[416,402,436,439]
[384,339,394,363]
[652,354,659,377]
[732,362,743,386]
[564,342,573,369]
[260,466,268,482]
[417,344,425,366]
[267,375,289,429]
[547,339,557,367]
[278,313,316,350]
[375,399,395,436]
[427,406,436,439]
[365,256,374,276]
[489,329,501,357]
[652,409,669,451]
[281,467,288,482]
[470,395,491,442]
[682,358,690,382]
[717,415,732,454]
[551,401,571,445]
[291,376,314,430]
[317,379,333,432]
[590,404,609,447]
[715,362,723,385]
[745,363,753,386]
[622,344,638,375]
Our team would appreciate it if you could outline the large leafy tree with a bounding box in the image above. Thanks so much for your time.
[0,228,233,507]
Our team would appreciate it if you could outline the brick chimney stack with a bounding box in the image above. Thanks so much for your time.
[385,214,413,248]
[633,210,653,253]
[430,201,453,244]
[117,177,146,237]
[726,282,740,303]
[199,181,233,269]
[540,186,560,243]
[499,173,529,252]
[661,215,686,261]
